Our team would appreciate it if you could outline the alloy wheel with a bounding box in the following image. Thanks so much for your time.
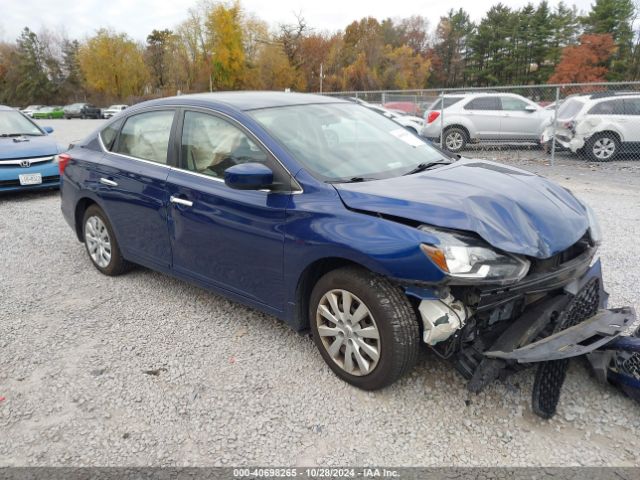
[316,289,381,376]
[445,131,464,150]
[592,137,616,160]
[85,215,112,268]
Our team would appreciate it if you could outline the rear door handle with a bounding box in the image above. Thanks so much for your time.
[170,195,193,207]
[99,178,118,187]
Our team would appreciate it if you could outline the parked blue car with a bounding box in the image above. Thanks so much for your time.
[0,105,63,192]
[60,92,636,418]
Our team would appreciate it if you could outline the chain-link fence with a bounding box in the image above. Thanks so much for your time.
[322,82,640,164]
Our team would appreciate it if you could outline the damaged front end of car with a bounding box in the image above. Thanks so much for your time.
[405,224,638,419]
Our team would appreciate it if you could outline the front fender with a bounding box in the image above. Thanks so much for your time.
[283,174,446,321]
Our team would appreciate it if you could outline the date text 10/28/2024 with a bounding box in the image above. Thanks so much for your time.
[233,468,400,478]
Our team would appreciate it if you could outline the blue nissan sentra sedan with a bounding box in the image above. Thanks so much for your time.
[60,92,637,418]
[0,105,64,192]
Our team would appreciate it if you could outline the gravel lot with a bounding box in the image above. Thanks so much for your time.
[1,119,639,466]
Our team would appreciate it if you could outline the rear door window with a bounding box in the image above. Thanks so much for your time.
[588,99,625,115]
[464,97,501,111]
[114,110,175,164]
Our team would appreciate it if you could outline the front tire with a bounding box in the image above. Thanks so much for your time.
[309,267,420,390]
[443,127,468,153]
[83,205,131,276]
[585,132,619,162]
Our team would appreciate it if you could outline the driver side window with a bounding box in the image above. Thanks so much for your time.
[181,111,269,179]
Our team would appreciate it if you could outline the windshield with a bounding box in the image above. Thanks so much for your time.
[0,111,44,136]
[249,103,449,182]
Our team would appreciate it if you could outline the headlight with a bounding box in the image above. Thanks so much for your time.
[419,226,530,285]
[584,203,602,246]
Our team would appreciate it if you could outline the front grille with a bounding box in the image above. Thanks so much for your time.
[623,353,640,380]
[558,277,600,331]
[0,156,54,167]
[531,278,600,418]
[529,236,591,274]
[0,175,59,188]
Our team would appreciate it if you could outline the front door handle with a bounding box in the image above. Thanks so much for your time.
[170,195,193,207]
[99,178,118,187]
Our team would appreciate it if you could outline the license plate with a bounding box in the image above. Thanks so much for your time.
[18,173,42,185]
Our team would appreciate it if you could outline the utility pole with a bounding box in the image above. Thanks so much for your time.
[320,63,324,94]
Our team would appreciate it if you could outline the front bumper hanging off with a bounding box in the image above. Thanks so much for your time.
[485,307,636,363]
[470,258,639,418]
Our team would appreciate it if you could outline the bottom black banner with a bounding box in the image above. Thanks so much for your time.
[0,468,639,480]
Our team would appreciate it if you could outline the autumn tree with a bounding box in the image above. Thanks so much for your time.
[205,1,245,90]
[78,29,149,100]
[548,33,617,83]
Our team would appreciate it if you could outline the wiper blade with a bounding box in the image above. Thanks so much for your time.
[329,176,378,184]
[0,133,41,137]
[402,161,450,176]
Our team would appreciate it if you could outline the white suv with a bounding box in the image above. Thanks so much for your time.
[421,93,553,152]
[542,92,640,161]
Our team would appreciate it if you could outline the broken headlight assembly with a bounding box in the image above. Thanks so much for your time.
[419,225,530,286]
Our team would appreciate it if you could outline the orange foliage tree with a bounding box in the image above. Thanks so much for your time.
[548,33,617,83]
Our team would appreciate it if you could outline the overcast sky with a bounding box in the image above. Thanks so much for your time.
[0,0,595,43]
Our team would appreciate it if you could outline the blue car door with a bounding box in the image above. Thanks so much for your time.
[96,109,177,269]
[165,109,292,311]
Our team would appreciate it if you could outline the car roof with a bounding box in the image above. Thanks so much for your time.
[0,105,17,111]
[140,91,348,111]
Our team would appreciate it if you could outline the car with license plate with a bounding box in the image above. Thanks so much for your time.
[60,92,637,418]
[0,106,64,192]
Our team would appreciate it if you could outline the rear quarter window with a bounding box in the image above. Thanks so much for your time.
[464,97,501,111]
[99,120,123,150]
[428,97,463,110]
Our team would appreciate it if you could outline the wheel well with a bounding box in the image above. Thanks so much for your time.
[74,198,97,241]
[590,130,621,143]
[294,257,366,330]
[443,124,470,140]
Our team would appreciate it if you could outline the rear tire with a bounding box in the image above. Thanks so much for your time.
[82,205,132,276]
[585,132,619,162]
[442,127,468,153]
[309,266,420,390]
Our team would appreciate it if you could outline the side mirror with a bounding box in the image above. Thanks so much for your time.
[42,126,54,134]
[224,163,274,190]
[525,105,538,113]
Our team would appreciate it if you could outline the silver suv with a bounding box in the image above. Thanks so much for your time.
[421,93,553,152]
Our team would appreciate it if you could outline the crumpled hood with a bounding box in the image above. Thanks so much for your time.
[0,136,62,160]
[333,159,589,259]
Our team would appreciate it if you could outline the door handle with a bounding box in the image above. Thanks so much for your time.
[170,195,193,207]
[99,178,118,187]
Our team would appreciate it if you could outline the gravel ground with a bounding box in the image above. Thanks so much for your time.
[1,119,639,466]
